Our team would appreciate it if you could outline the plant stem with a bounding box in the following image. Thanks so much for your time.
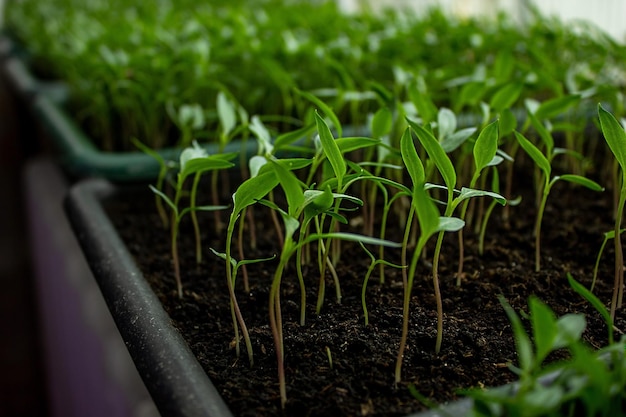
[395,205,416,383]
[534,183,551,272]
[225,218,254,366]
[190,171,203,265]
[432,230,446,354]
[269,255,288,409]
[171,216,183,298]
[611,187,626,320]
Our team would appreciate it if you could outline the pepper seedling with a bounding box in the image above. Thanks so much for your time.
[514,130,604,272]
[150,143,234,298]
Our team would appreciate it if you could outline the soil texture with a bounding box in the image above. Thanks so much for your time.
[107,167,625,417]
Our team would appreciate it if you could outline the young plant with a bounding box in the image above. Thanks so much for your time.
[514,130,604,272]
[395,126,465,383]
[592,229,625,292]
[260,156,401,409]
[223,163,280,367]
[407,119,506,354]
[466,275,623,417]
[456,119,500,284]
[598,104,626,320]
[150,145,234,298]
[131,137,173,228]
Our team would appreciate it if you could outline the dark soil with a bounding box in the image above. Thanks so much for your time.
[107,167,626,417]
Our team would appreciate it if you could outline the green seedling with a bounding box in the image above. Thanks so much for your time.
[456,119,500,284]
[598,104,626,320]
[224,163,280,367]
[131,137,173,228]
[592,229,626,293]
[359,241,405,326]
[150,144,234,298]
[466,275,624,417]
[258,156,400,409]
[396,126,465,383]
[514,130,604,272]
[166,102,205,148]
[477,167,522,256]
[407,120,505,354]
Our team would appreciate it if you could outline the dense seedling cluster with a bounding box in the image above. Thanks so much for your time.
[9,0,626,413]
[6,0,626,151]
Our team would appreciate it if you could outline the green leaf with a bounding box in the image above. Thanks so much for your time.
[335,137,380,154]
[535,94,581,121]
[149,184,177,215]
[554,314,586,348]
[528,297,557,363]
[371,107,393,138]
[217,91,237,137]
[440,127,476,153]
[499,108,517,137]
[274,123,316,150]
[296,89,342,137]
[179,155,234,181]
[408,82,437,124]
[400,127,425,187]
[457,187,507,206]
[473,119,499,175]
[303,232,401,248]
[407,119,457,193]
[315,111,346,189]
[250,115,273,155]
[180,204,229,218]
[413,185,440,239]
[525,101,554,153]
[567,273,613,344]
[437,216,465,232]
[514,131,551,177]
[437,108,457,140]
[270,158,305,217]
[555,174,604,192]
[232,170,279,217]
[132,138,165,164]
[179,141,207,171]
[490,83,523,113]
[598,104,626,170]
[499,296,534,372]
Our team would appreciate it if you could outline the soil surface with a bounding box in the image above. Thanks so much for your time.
[108,162,626,417]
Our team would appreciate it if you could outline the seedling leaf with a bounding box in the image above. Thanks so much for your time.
[514,131,551,176]
[473,119,499,175]
[315,111,346,188]
[554,175,604,191]
[599,104,626,169]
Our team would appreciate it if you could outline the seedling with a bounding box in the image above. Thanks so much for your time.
[407,119,505,354]
[466,275,624,417]
[598,104,626,320]
[150,144,234,298]
[257,156,401,409]
[514,130,604,272]
[395,126,465,382]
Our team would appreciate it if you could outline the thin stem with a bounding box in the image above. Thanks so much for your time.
[534,182,551,272]
[237,209,250,293]
[269,255,289,409]
[395,206,416,383]
[432,230,446,355]
[478,200,498,256]
[190,172,203,265]
[611,187,626,320]
[225,217,254,366]
[171,216,182,298]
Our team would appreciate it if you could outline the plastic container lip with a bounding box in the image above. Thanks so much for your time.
[64,178,235,417]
